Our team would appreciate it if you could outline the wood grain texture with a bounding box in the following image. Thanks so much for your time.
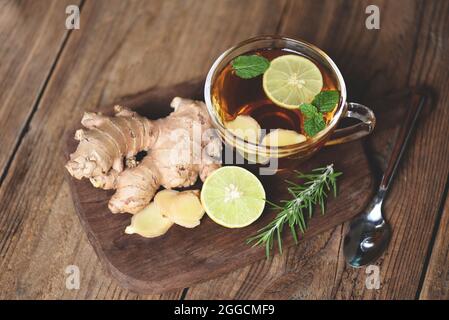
[332,0,449,300]
[0,0,80,179]
[0,0,448,299]
[64,81,374,294]
[186,0,449,300]
[0,0,287,299]
[420,189,449,300]
[186,226,346,299]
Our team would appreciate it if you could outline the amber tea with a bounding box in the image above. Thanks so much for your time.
[212,48,340,141]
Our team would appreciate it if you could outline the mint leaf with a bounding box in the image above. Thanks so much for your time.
[312,90,339,112]
[299,103,318,118]
[304,115,326,137]
[299,103,326,137]
[231,55,270,79]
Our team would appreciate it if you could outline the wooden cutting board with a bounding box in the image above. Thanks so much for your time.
[64,79,375,294]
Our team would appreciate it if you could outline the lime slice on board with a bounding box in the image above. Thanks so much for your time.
[201,166,265,228]
[263,55,323,109]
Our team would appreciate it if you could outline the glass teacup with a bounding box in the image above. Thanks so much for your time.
[204,36,375,172]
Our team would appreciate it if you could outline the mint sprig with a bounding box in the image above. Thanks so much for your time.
[298,103,316,118]
[299,90,339,137]
[312,90,340,112]
[304,115,326,137]
[231,55,270,79]
[299,104,326,137]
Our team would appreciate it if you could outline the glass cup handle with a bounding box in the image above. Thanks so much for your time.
[324,102,376,146]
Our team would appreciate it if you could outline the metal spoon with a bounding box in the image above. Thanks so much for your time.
[343,92,427,267]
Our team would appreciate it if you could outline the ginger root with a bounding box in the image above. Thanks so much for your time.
[66,97,221,214]
[66,105,156,189]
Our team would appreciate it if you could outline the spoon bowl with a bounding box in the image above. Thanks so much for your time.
[343,196,392,267]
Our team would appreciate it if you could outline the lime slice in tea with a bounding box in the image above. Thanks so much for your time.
[201,166,265,228]
[263,55,323,109]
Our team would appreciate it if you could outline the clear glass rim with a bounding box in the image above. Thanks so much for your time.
[204,35,347,152]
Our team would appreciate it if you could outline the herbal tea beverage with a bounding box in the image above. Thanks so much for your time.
[204,36,376,171]
[214,49,339,137]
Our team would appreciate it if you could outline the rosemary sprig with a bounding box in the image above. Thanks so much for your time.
[247,164,342,257]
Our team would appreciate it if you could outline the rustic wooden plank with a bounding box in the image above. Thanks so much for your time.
[0,0,287,299]
[331,0,449,300]
[0,0,80,180]
[186,0,449,300]
[419,184,449,300]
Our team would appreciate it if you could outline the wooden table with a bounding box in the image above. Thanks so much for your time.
[0,0,448,300]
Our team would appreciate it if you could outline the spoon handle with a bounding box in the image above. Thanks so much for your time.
[380,92,427,191]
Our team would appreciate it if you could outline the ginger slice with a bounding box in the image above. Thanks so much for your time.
[154,189,205,228]
[154,189,179,213]
[225,115,261,144]
[125,202,173,238]
[262,129,306,147]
